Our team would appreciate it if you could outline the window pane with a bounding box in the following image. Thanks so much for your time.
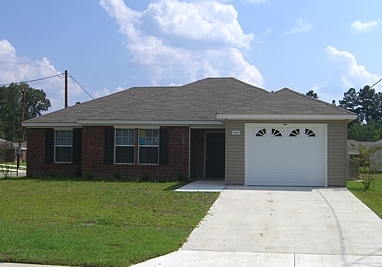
[115,147,134,163]
[55,130,72,145]
[55,147,72,162]
[139,147,158,164]
[139,129,159,146]
[116,129,134,145]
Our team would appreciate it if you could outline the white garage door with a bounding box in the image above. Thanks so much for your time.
[245,123,327,186]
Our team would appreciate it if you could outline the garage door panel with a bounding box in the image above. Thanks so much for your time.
[245,124,326,187]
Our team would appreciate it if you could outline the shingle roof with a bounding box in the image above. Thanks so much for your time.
[347,139,382,155]
[23,77,355,126]
[221,88,353,115]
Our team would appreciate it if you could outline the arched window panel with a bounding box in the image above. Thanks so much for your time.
[272,128,282,137]
[256,128,266,137]
[305,128,316,137]
[289,129,300,137]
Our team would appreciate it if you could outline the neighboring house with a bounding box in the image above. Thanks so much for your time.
[0,138,14,162]
[348,139,382,173]
[23,77,356,187]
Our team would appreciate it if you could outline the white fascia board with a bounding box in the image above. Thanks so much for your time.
[22,122,81,128]
[216,114,356,121]
[189,124,225,129]
[76,120,224,126]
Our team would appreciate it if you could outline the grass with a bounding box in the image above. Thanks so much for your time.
[0,177,219,267]
[347,176,382,218]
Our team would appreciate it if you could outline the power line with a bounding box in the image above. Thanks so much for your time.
[371,78,382,89]
[0,74,63,87]
[69,75,94,100]
[0,72,94,100]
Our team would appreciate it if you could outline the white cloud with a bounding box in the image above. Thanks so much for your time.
[94,86,125,98]
[350,19,381,33]
[93,88,111,99]
[99,0,264,87]
[284,18,311,35]
[0,39,84,111]
[314,46,381,103]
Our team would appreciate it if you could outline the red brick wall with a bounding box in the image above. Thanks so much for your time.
[27,126,189,180]
[82,126,189,180]
[27,128,80,177]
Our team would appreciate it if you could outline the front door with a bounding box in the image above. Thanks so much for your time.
[206,133,225,179]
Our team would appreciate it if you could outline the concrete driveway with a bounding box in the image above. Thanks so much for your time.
[133,185,382,266]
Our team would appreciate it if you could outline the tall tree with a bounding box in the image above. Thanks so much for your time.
[357,85,382,123]
[0,82,51,142]
[306,90,319,99]
[339,85,382,124]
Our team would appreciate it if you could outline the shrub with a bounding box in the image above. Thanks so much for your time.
[86,173,93,180]
[75,166,82,177]
[350,143,382,189]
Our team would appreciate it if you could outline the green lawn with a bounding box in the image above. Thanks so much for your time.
[347,177,382,218]
[0,177,219,267]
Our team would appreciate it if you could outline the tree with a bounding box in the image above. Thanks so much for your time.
[338,88,358,113]
[357,85,382,123]
[348,120,382,142]
[0,83,51,142]
[339,85,382,124]
[306,90,318,99]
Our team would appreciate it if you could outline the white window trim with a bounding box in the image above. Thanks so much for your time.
[114,128,135,164]
[54,130,73,163]
[138,129,159,165]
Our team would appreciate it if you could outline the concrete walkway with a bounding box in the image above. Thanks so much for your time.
[133,184,382,266]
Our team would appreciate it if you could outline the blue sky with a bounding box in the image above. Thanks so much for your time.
[1,0,381,112]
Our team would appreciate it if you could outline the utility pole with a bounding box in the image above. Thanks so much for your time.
[65,70,68,108]
[17,86,26,176]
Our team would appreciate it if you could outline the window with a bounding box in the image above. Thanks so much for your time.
[272,128,282,137]
[305,128,316,137]
[115,129,135,163]
[55,130,72,163]
[256,128,266,137]
[139,129,159,164]
[289,129,300,137]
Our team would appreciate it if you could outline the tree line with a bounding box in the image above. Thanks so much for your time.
[306,85,382,142]
[0,83,51,142]
[0,82,380,143]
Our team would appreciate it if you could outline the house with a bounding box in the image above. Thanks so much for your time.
[23,77,355,186]
[0,138,15,162]
[347,139,382,175]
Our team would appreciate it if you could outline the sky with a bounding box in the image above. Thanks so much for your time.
[0,0,381,112]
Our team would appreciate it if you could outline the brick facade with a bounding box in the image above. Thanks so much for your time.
[27,126,189,180]
[27,128,81,177]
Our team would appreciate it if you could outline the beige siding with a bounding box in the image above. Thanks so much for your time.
[327,121,348,186]
[225,120,349,186]
[225,121,245,184]
[348,160,359,180]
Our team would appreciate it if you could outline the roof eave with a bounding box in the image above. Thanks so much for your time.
[22,122,81,128]
[76,120,224,126]
[23,120,225,128]
[216,114,356,122]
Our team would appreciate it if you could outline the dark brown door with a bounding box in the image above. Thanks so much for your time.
[206,133,225,179]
